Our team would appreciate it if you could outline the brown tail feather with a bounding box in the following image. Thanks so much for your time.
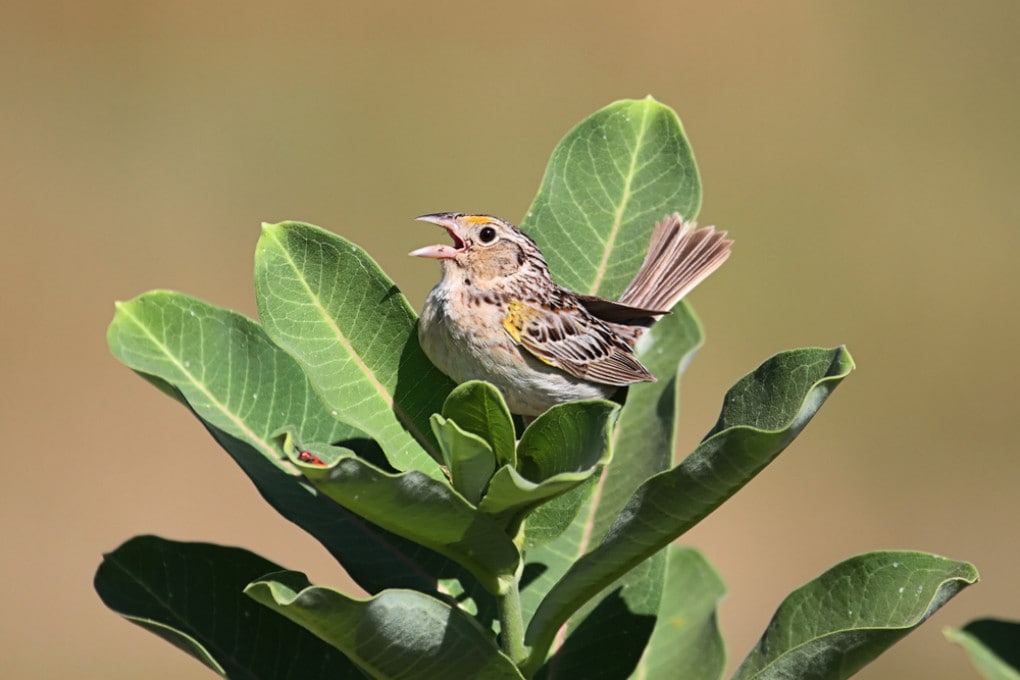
[616,213,732,314]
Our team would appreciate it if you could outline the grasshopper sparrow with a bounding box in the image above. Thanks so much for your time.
[411,212,731,416]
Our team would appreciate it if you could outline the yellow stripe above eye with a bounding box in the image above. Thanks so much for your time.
[463,215,491,225]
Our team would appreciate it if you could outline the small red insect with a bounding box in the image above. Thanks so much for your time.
[297,450,327,466]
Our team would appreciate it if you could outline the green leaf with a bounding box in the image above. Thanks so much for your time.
[946,619,1020,680]
[515,98,707,669]
[431,414,497,505]
[94,535,359,678]
[255,221,454,479]
[518,307,705,669]
[516,400,618,482]
[293,442,520,594]
[525,347,855,663]
[538,584,656,680]
[635,545,726,679]
[535,306,706,672]
[733,552,979,680]
[522,96,702,298]
[108,292,479,601]
[216,426,495,609]
[477,400,618,538]
[596,303,704,536]
[442,381,517,468]
[107,291,357,471]
[518,478,599,552]
[246,572,524,680]
[536,545,726,680]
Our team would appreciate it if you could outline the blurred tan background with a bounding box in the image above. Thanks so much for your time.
[2,2,1017,678]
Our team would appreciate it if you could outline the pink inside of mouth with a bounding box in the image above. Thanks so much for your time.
[443,225,466,250]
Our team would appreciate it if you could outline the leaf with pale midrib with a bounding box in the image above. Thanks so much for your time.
[522,96,702,299]
[735,552,979,680]
[255,221,454,479]
[513,98,708,676]
[525,347,855,666]
[108,291,358,468]
[107,291,484,604]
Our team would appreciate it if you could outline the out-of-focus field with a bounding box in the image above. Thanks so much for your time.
[1,3,1016,678]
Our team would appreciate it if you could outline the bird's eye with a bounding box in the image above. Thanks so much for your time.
[478,226,497,244]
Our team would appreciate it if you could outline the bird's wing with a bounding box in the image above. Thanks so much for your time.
[574,294,668,322]
[502,300,654,386]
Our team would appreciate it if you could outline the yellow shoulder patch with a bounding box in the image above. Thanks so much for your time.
[502,301,557,367]
[502,300,526,343]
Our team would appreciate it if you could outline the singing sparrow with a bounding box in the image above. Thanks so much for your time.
[411,212,731,416]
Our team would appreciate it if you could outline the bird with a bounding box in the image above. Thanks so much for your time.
[410,212,732,417]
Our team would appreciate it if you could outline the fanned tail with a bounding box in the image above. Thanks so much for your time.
[616,213,732,314]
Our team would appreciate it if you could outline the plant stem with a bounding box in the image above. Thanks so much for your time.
[497,573,528,667]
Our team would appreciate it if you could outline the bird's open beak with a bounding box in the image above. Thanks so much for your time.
[409,213,466,260]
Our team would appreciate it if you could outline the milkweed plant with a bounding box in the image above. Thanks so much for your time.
[96,97,993,679]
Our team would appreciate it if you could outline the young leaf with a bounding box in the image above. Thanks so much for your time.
[733,552,979,680]
[521,96,702,299]
[431,414,497,505]
[293,443,520,594]
[515,400,619,483]
[946,619,1020,680]
[477,400,618,537]
[442,381,517,468]
[246,572,524,680]
[255,221,454,479]
[525,347,855,662]
[94,536,359,678]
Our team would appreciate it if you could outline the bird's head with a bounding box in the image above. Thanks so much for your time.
[410,213,550,287]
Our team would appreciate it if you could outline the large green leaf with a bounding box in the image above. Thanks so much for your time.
[246,572,524,680]
[95,536,359,678]
[525,347,855,665]
[479,400,618,539]
[635,545,726,679]
[108,291,357,471]
[291,441,520,594]
[515,98,708,670]
[534,545,726,680]
[207,425,495,618]
[255,221,454,479]
[108,292,481,601]
[946,619,1020,680]
[517,288,706,675]
[530,306,707,674]
[521,96,702,299]
[596,303,704,535]
[734,552,979,680]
